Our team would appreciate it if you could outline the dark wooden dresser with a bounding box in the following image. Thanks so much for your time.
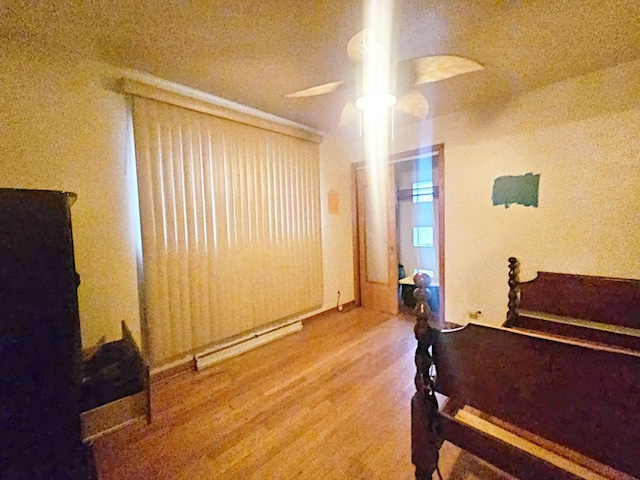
[0,189,94,479]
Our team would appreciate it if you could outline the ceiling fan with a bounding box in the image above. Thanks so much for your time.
[285,29,485,125]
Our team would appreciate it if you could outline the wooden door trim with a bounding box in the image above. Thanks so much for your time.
[351,162,361,307]
[352,143,445,315]
[353,164,398,313]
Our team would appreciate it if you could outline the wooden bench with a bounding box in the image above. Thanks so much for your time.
[410,267,640,480]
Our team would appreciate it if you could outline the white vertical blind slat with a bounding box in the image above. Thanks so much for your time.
[132,97,322,366]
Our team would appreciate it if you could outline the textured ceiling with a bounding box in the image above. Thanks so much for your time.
[1,0,639,133]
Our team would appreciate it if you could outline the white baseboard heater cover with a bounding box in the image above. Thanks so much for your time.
[194,320,303,371]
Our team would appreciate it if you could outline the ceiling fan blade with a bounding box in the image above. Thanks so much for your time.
[285,81,344,98]
[347,29,367,62]
[339,101,358,127]
[395,90,430,120]
[347,29,387,62]
[412,55,484,85]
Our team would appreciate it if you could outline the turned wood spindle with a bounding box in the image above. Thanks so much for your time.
[507,257,520,325]
[413,273,434,397]
[411,273,441,479]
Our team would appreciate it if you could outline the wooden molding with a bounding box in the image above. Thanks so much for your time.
[351,163,362,308]
[150,357,196,384]
[388,145,441,162]
[337,299,358,313]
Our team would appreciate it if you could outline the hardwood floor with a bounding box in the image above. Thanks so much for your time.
[93,308,509,480]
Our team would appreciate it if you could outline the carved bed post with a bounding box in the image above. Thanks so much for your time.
[507,257,520,326]
[411,273,441,480]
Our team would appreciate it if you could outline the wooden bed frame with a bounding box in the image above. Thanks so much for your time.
[505,257,640,351]
[410,261,640,480]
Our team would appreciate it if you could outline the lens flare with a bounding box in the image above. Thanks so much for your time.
[361,0,393,283]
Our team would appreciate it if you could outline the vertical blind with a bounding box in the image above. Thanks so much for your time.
[132,97,323,366]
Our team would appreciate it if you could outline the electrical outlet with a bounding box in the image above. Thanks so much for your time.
[469,310,482,320]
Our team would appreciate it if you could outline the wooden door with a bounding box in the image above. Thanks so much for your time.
[355,166,398,314]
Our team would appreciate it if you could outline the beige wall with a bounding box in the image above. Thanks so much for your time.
[0,41,356,349]
[319,136,356,308]
[0,42,141,348]
[6,39,634,345]
[389,59,640,326]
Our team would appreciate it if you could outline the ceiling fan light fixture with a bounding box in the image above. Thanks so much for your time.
[355,92,397,112]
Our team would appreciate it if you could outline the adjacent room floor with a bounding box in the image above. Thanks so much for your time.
[93,308,510,480]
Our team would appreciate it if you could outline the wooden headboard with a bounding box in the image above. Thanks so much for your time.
[507,257,640,329]
[505,257,640,351]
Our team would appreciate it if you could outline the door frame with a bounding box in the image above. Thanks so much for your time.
[352,143,445,315]
[353,164,399,314]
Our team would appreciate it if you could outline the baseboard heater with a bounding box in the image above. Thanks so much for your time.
[194,320,303,371]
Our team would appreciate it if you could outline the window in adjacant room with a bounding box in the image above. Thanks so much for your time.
[412,181,434,203]
[413,226,434,248]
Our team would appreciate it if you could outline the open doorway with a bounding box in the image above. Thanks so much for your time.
[393,146,444,318]
[353,144,444,318]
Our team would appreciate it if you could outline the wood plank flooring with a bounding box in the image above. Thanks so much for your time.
[92,308,509,480]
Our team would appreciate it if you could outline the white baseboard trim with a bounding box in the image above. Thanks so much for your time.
[195,320,303,371]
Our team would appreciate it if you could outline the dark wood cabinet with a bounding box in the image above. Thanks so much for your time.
[0,189,93,479]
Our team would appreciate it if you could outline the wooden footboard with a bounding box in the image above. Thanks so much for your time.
[437,401,636,480]
[432,323,640,479]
